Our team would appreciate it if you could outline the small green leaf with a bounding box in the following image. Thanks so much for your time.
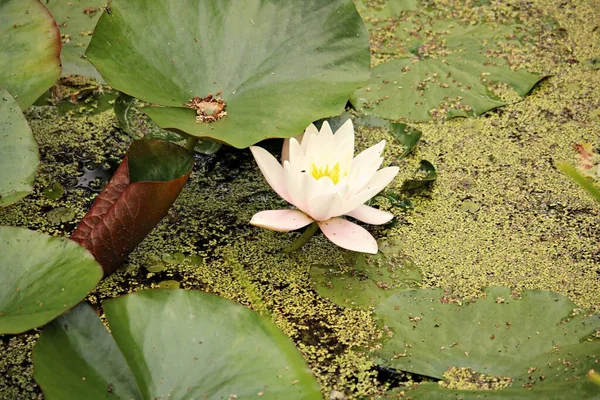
[44,0,105,81]
[34,290,322,399]
[0,0,61,109]
[388,123,422,160]
[0,88,39,207]
[0,226,102,334]
[401,160,437,191]
[86,0,371,148]
[310,239,422,309]
[42,182,64,201]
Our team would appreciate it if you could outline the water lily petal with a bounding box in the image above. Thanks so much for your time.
[340,166,400,215]
[352,140,386,169]
[250,146,290,203]
[287,137,306,171]
[318,217,378,254]
[250,210,313,232]
[300,123,319,153]
[348,140,386,192]
[281,132,304,163]
[345,204,394,225]
[305,176,337,219]
[283,161,308,211]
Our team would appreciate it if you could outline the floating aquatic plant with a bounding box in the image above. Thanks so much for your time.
[250,119,399,254]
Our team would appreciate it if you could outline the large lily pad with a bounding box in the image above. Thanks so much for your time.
[310,239,422,309]
[375,287,600,398]
[34,289,322,399]
[0,226,102,334]
[351,10,543,121]
[0,0,61,109]
[0,88,38,207]
[44,0,105,81]
[85,0,370,148]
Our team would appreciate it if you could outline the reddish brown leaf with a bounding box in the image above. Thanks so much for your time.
[72,140,193,275]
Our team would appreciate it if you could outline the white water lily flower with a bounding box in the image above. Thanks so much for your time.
[249,119,399,254]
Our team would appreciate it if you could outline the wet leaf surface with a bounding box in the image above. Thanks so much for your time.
[0,88,38,206]
[351,5,543,121]
[45,0,105,81]
[34,289,322,399]
[375,287,600,398]
[0,0,61,109]
[0,226,102,334]
[86,0,370,148]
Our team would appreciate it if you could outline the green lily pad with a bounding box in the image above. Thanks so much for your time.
[374,287,600,398]
[86,0,370,148]
[0,226,102,334]
[401,160,437,191]
[351,12,543,121]
[34,289,322,399]
[44,0,105,81]
[393,342,600,399]
[0,0,61,109]
[310,239,422,309]
[0,88,38,207]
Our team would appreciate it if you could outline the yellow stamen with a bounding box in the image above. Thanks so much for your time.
[311,162,342,185]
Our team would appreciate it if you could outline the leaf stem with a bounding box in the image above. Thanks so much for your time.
[283,222,319,253]
[185,136,198,152]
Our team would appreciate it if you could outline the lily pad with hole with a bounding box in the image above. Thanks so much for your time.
[85,0,371,148]
[33,289,322,399]
[310,239,422,309]
[0,226,102,334]
[114,93,222,155]
[374,287,600,398]
[0,88,38,207]
[45,0,105,81]
[351,11,543,122]
[0,0,61,109]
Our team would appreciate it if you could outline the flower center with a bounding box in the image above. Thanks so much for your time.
[311,162,342,185]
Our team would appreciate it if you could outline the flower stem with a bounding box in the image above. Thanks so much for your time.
[185,136,198,152]
[283,222,319,253]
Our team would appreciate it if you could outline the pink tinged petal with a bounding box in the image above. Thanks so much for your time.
[281,133,304,163]
[250,146,291,203]
[340,166,400,215]
[250,210,314,232]
[345,204,394,225]
[318,217,378,254]
[287,138,305,170]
